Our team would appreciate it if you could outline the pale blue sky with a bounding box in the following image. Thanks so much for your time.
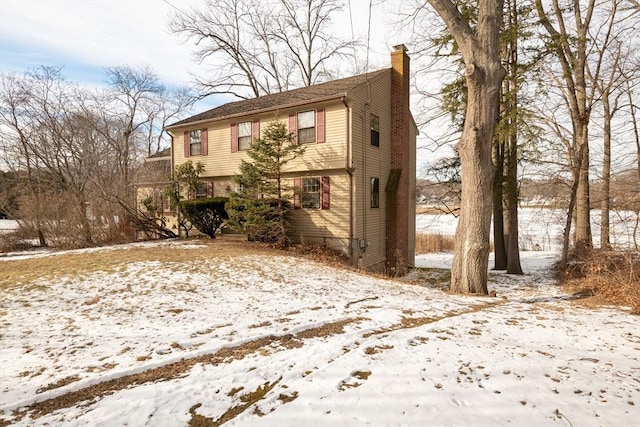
[0,0,395,94]
[0,0,201,87]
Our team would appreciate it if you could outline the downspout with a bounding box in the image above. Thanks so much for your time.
[168,131,180,238]
[342,96,357,267]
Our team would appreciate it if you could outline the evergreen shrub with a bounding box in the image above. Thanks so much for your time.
[180,197,229,238]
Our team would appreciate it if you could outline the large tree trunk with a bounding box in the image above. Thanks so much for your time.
[535,0,596,259]
[429,0,505,294]
[451,62,503,294]
[574,125,592,253]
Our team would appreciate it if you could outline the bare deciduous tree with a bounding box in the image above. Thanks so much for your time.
[425,0,506,294]
[535,0,598,259]
[0,66,193,248]
[170,0,359,99]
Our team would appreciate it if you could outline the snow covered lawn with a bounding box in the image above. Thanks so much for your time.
[1,240,638,426]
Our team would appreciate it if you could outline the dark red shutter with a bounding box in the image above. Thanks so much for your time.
[183,131,190,158]
[206,181,213,198]
[230,123,238,153]
[289,113,297,142]
[321,176,330,210]
[201,128,208,156]
[252,120,260,142]
[293,177,302,209]
[316,109,325,143]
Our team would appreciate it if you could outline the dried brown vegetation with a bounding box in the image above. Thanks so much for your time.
[415,233,455,254]
[558,250,640,314]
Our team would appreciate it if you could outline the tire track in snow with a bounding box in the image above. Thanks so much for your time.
[4,318,362,424]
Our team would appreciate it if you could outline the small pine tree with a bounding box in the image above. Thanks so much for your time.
[226,120,305,246]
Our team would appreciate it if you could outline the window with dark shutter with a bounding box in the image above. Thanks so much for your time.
[321,176,330,210]
[201,128,208,156]
[238,121,252,150]
[195,181,207,199]
[316,109,325,143]
[297,111,316,144]
[302,177,320,209]
[184,131,190,158]
[189,129,202,156]
[293,177,302,209]
[230,123,238,153]
[297,176,330,210]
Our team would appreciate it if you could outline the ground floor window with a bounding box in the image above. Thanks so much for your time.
[195,182,208,199]
[302,177,321,209]
[295,176,330,210]
[371,177,379,208]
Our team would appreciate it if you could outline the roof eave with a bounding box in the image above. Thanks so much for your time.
[165,93,348,131]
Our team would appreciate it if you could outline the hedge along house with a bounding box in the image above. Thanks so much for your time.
[165,45,417,273]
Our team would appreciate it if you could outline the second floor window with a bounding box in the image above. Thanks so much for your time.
[190,129,201,156]
[238,121,252,150]
[370,114,380,147]
[371,177,380,208]
[297,111,316,144]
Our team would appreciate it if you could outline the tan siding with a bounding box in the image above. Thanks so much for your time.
[172,102,347,177]
[168,67,415,272]
[285,101,347,173]
[173,120,258,178]
[288,172,351,253]
[346,71,393,270]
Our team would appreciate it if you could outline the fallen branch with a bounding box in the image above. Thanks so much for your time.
[345,296,379,308]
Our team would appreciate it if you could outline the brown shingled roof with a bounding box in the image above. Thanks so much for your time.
[167,68,389,129]
[135,155,172,185]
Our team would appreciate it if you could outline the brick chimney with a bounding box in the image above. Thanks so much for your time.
[386,44,411,275]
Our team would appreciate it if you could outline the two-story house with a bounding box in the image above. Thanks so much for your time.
[165,45,417,273]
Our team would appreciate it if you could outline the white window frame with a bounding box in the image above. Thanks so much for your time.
[297,111,316,144]
[190,129,202,156]
[238,121,252,151]
[302,177,321,209]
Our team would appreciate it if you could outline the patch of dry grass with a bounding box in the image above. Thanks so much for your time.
[558,250,640,314]
[415,233,455,254]
[0,241,272,290]
[401,267,451,289]
[284,243,352,269]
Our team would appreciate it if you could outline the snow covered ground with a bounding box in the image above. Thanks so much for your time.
[1,240,638,426]
[0,219,19,234]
